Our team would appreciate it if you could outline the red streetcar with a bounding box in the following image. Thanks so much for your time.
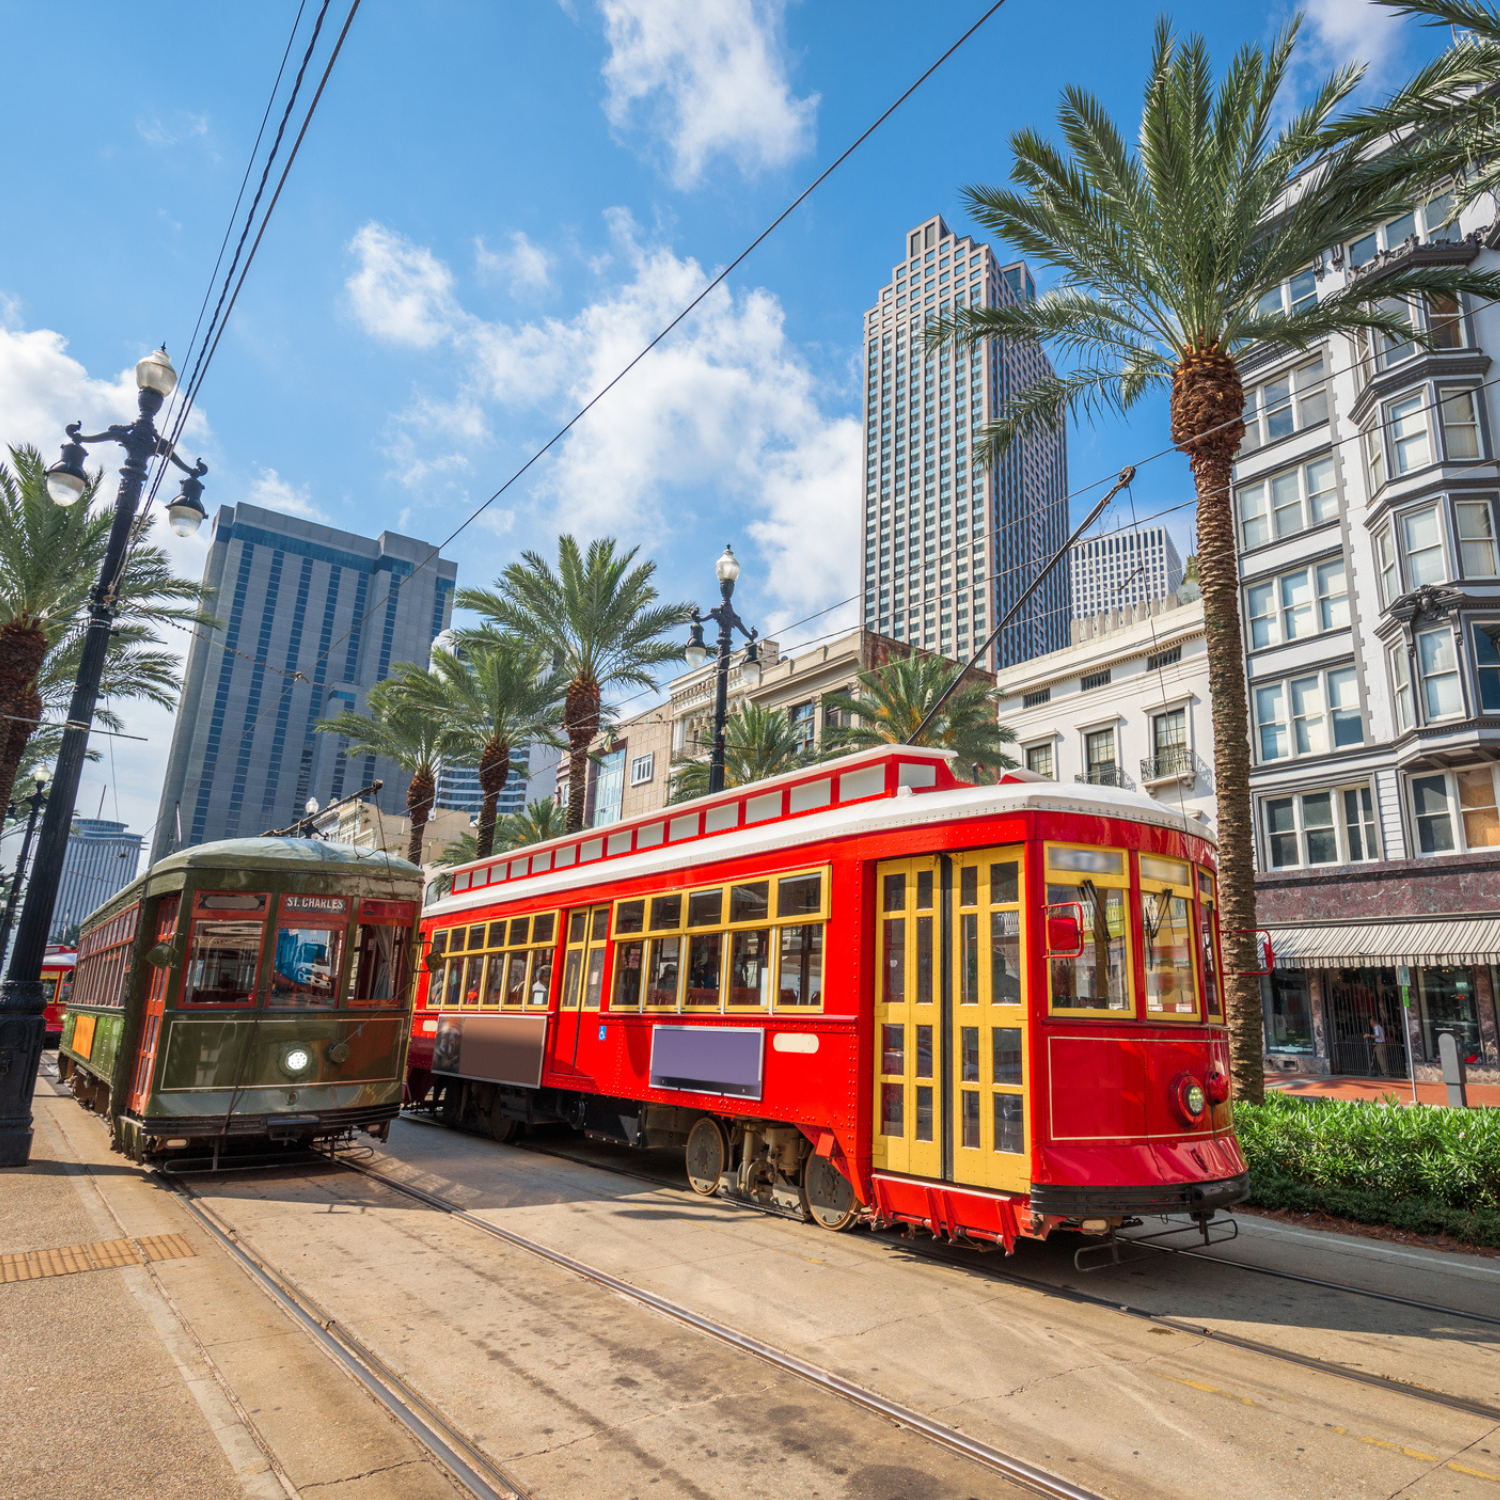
[41,946,76,1047]
[406,744,1245,1249]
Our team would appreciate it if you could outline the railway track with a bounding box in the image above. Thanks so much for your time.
[442,1124,1500,1426]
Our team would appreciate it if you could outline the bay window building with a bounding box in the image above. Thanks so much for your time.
[1235,188,1500,1084]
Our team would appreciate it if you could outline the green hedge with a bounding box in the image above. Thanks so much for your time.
[1235,1094,1500,1211]
[1244,1174,1500,1249]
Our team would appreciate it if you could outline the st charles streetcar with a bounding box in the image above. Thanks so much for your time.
[56,837,422,1164]
[407,743,1245,1249]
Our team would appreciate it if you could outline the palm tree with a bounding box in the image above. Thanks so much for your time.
[411,637,562,859]
[927,17,1500,1103]
[458,536,694,833]
[0,444,210,812]
[315,673,444,865]
[495,796,566,851]
[669,702,812,802]
[822,655,1016,777]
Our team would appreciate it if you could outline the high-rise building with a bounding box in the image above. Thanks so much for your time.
[435,740,563,822]
[152,503,456,862]
[51,819,142,939]
[860,215,1070,670]
[1069,526,1184,619]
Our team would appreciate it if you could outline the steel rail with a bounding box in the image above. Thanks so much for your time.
[403,1123,1500,1424]
[164,1178,531,1500]
[331,1153,1106,1500]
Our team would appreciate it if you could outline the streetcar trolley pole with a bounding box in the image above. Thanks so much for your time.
[0,347,207,1167]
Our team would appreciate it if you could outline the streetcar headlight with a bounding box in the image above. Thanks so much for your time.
[279,1045,314,1079]
[1170,1072,1206,1125]
[1185,1083,1205,1115]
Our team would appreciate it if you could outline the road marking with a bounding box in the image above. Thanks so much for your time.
[0,1233,195,1283]
[1154,1372,1500,1484]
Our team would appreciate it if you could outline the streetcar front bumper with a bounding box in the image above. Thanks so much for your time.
[1029,1173,1249,1220]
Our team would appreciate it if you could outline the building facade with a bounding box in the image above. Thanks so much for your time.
[860,215,1070,671]
[995,594,1214,828]
[1070,526,1184,619]
[152,503,456,862]
[50,819,143,939]
[1233,187,1500,1085]
[435,741,562,823]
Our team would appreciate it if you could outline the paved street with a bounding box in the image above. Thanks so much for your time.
[7,1077,1500,1500]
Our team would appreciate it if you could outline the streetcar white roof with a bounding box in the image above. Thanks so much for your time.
[426,745,1213,923]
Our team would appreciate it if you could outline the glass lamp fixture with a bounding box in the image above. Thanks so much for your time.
[684,619,707,668]
[740,638,762,689]
[33,764,51,790]
[136,345,178,396]
[715,544,740,585]
[45,438,89,507]
[167,471,207,537]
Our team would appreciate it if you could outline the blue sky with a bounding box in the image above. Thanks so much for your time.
[0,0,1452,838]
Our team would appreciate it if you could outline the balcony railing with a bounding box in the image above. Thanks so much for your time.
[1141,746,1195,783]
[1075,765,1125,788]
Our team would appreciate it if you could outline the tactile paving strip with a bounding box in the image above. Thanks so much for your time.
[0,1233,196,1283]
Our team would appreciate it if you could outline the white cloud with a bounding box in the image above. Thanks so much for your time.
[345,222,461,347]
[1300,0,1409,87]
[475,231,555,296]
[345,212,860,620]
[247,467,330,524]
[136,111,210,148]
[597,0,818,188]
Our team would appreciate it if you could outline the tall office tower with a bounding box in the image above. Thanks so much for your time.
[152,503,457,862]
[860,215,1070,670]
[1069,525,1184,619]
[435,740,563,823]
[50,819,143,939]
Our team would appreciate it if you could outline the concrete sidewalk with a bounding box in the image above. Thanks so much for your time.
[1267,1074,1500,1106]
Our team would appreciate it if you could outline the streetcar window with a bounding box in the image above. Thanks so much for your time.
[529,951,552,1006]
[504,917,526,946]
[1047,881,1130,1012]
[684,932,722,1006]
[430,931,448,957]
[915,870,934,909]
[881,1023,904,1074]
[992,1028,1022,1083]
[914,1086,934,1142]
[485,952,507,1007]
[990,860,1019,904]
[687,889,723,928]
[269,923,344,1008]
[881,1082,903,1136]
[882,916,906,1004]
[1048,846,1125,877]
[730,882,769,923]
[562,949,583,1008]
[646,937,681,1006]
[778,873,822,918]
[614,941,644,1007]
[443,959,464,1009]
[568,911,588,943]
[590,907,609,943]
[463,957,484,1008]
[728,929,771,1006]
[532,913,556,945]
[183,896,268,1007]
[883,873,905,911]
[616,900,646,935]
[990,911,1022,1005]
[962,1091,981,1150]
[915,1025,933,1078]
[649,894,682,931]
[487,922,508,948]
[959,913,979,1004]
[915,914,934,1005]
[468,926,486,950]
[961,1027,980,1082]
[777,925,823,1006]
[1142,855,1190,885]
[1142,888,1198,1017]
[960,866,978,907]
[1198,873,1223,1020]
[994,1095,1024,1154]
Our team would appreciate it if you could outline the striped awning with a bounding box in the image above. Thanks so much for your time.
[1267,917,1500,970]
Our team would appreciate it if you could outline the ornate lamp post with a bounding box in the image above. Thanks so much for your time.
[0,347,208,1167]
[0,768,51,959]
[684,545,761,795]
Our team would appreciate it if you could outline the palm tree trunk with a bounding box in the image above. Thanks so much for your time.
[563,676,600,834]
[0,622,49,814]
[1173,346,1264,1106]
[406,766,435,867]
[475,738,511,860]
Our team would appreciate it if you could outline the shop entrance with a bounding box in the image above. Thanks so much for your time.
[1325,967,1406,1078]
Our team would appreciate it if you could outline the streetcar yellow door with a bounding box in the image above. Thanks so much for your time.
[872,849,1029,1195]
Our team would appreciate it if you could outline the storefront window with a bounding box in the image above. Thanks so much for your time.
[1419,966,1486,1064]
[1262,970,1313,1052]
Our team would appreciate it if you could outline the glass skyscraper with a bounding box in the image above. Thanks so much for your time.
[860,215,1070,668]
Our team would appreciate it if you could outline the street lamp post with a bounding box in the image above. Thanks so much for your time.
[0,770,51,959]
[0,347,207,1167]
[684,546,761,796]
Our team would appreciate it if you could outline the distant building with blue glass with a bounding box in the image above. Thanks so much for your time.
[151,502,456,862]
[51,819,142,940]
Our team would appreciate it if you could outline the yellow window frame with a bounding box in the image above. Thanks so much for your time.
[1197,868,1226,1022]
[1139,857,1200,1022]
[1043,842,1133,1018]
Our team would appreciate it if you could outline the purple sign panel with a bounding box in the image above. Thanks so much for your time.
[649,1025,764,1100]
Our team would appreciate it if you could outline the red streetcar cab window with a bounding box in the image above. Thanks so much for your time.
[1197,869,1225,1022]
[348,898,415,1007]
[183,893,268,1007]
[269,894,349,1009]
[1045,846,1131,1015]
[1139,856,1200,1020]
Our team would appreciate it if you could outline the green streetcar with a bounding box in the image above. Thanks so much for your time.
[56,838,422,1165]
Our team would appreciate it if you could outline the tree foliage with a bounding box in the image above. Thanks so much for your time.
[669,701,813,802]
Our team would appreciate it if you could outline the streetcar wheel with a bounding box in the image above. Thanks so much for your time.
[685,1116,727,1196]
[802,1155,858,1231]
